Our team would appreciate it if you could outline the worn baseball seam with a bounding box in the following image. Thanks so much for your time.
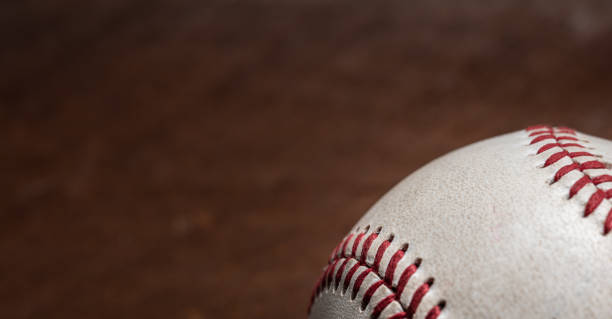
[526,125,612,235]
[308,226,445,319]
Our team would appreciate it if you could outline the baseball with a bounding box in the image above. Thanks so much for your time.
[308,125,612,319]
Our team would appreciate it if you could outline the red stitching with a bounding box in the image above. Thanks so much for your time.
[605,209,612,234]
[372,294,398,319]
[569,151,594,158]
[326,259,340,288]
[557,136,579,141]
[309,229,443,319]
[537,143,560,154]
[407,280,432,318]
[425,306,442,319]
[373,240,391,273]
[530,134,556,144]
[361,233,378,264]
[335,258,350,290]
[330,241,342,262]
[561,143,586,148]
[396,264,418,298]
[362,280,385,309]
[528,130,551,137]
[352,268,373,300]
[553,163,579,182]
[526,126,612,235]
[581,160,606,170]
[585,190,605,217]
[343,262,361,293]
[544,150,569,167]
[388,313,409,319]
[424,301,446,319]
[593,175,612,185]
[352,232,366,257]
[569,175,591,198]
[341,233,354,258]
[385,249,405,285]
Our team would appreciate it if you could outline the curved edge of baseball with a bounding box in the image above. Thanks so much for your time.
[308,126,612,319]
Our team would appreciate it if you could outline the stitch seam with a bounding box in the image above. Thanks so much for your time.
[309,226,445,319]
[526,125,612,235]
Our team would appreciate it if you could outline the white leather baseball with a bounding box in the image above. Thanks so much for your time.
[308,126,612,319]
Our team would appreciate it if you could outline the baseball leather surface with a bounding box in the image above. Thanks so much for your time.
[308,126,612,319]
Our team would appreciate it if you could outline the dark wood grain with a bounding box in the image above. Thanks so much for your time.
[2,1,612,318]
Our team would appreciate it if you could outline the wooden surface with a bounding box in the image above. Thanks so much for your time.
[2,1,612,318]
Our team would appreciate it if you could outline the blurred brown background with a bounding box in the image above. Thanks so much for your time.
[2,0,612,318]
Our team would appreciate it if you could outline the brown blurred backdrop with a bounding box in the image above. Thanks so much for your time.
[2,0,612,318]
